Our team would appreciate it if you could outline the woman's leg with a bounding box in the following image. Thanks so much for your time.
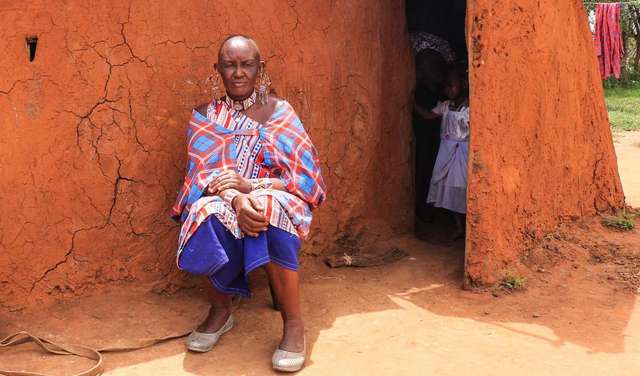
[452,212,465,240]
[264,262,305,352]
[198,278,233,333]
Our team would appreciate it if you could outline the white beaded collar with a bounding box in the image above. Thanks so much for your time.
[224,91,257,111]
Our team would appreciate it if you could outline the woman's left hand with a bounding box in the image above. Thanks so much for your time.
[208,170,252,195]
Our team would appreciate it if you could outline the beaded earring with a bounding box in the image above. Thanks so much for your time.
[256,68,272,105]
[207,74,222,101]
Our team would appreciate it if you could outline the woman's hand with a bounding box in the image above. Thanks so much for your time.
[208,170,252,195]
[232,194,269,237]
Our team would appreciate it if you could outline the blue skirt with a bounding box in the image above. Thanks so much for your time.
[180,216,301,297]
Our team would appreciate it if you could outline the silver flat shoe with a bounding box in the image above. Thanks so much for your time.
[185,314,234,353]
[272,338,306,372]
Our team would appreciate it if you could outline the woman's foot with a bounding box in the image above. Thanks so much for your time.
[273,319,306,372]
[197,306,233,333]
[279,319,305,352]
[186,310,234,352]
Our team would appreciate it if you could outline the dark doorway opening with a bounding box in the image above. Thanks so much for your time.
[406,1,468,58]
[406,0,469,243]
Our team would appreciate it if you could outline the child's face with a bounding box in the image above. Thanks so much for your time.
[444,74,463,100]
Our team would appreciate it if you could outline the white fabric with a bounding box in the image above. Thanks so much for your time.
[589,10,596,34]
[427,100,470,214]
[431,100,469,141]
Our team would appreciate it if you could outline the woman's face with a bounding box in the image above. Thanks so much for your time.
[216,39,263,100]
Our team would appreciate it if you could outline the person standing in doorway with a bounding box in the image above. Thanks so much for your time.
[410,33,456,224]
[414,64,469,240]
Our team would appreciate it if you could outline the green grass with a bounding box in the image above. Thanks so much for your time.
[601,209,637,231]
[500,275,527,291]
[605,86,640,132]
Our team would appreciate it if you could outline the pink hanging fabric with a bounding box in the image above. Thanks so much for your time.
[594,3,625,80]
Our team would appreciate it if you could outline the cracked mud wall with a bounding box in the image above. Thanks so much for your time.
[464,0,625,284]
[0,1,414,309]
[2,0,624,309]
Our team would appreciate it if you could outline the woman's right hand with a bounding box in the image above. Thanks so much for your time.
[232,194,269,237]
[208,170,252,195]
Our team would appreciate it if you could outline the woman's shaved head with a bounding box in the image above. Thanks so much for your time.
[218,34,261,62]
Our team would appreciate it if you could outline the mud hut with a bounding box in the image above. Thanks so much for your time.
[0,0,624,311]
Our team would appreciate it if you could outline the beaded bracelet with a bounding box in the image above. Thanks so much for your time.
[251,179,274,191]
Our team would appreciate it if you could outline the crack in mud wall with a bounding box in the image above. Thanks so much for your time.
[465,0,625,284]
[0,1,414,310]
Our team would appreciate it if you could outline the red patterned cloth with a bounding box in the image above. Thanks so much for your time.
[171,98,326,251]
[594,3,624,80]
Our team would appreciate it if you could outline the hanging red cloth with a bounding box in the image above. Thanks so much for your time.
[594,3,625,80]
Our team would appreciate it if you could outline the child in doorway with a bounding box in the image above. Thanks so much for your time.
[414,64,469,240]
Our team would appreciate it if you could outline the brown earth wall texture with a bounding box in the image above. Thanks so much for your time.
[465,0,625,284]
[0,0,414,310]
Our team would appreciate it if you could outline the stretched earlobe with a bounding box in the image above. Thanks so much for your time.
[206,73,222,101]
[256,66,272,105]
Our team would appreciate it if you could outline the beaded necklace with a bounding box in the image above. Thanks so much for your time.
[224,91,257,111]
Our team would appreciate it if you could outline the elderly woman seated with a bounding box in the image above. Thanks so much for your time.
[171,34,326,372]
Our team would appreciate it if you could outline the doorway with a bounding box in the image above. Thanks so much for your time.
[406,0,469,245]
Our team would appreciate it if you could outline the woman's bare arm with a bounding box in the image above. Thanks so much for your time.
[414,103,441,120]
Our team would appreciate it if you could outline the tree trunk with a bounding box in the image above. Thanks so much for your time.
[631,7,640,71]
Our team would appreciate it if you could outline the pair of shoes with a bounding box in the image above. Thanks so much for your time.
[272,338,306,372]
[185,314,234,352]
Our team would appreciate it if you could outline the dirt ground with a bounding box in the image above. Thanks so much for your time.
[1,132,639,375]
[615,131,640,208]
